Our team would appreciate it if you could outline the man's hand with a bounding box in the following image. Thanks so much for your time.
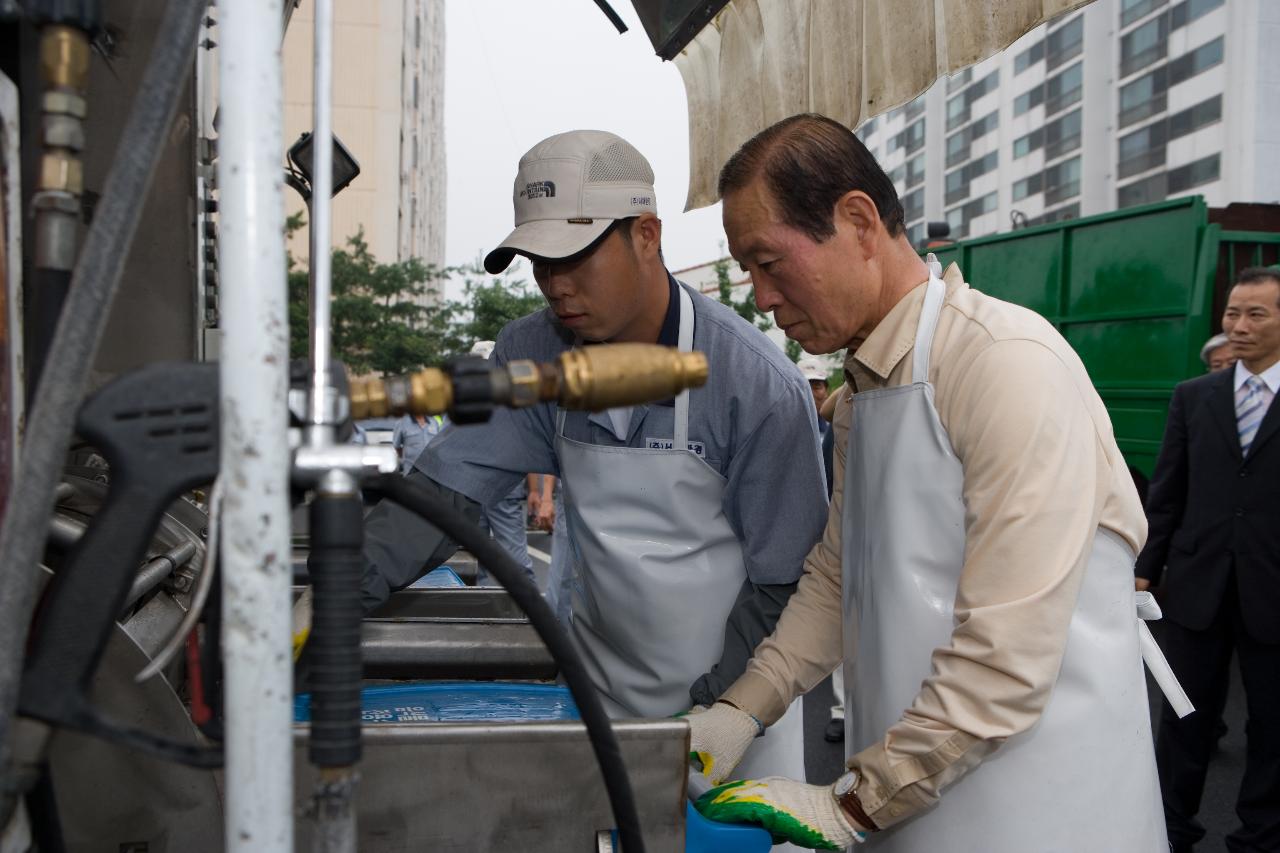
[695,777,866,850]
[685,702,759,785]
[533,498,555,531]
[1135,577,1151,592]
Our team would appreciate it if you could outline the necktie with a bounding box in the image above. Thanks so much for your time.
[1236,375,1268,456]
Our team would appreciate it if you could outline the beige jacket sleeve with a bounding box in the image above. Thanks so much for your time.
[722,339,1118,831]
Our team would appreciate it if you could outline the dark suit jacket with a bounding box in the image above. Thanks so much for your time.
[1135,368,1280,642]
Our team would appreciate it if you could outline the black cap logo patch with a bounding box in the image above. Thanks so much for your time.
[520,181,556,199]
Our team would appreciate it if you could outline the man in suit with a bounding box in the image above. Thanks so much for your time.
[1136,266,1280,852]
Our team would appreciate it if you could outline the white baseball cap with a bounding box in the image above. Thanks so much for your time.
[469,340,496,359]
[798,358,827,383]
[483,130,658,274]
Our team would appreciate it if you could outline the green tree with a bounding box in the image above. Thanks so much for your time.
[443,261,546,352]
[287,218,451,375]
[287,221,547,374]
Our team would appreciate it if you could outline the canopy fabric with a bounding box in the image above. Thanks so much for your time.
[674,0,1090,210]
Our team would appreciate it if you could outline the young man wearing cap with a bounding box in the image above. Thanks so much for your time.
[358,130,827,801]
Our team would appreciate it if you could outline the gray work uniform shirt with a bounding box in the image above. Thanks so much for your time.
[392,414,446,475]
[420,277,827,587]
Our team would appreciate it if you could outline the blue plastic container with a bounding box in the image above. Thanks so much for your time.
[293,681,580,724]
[408,566,465,588]
[684,801,773,853]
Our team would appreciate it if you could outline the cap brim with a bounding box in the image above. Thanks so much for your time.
[483,218,613,274]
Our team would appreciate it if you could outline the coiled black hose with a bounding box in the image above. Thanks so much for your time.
[369,473,646,853]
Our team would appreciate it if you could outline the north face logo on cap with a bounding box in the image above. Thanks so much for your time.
[520,181,556,199]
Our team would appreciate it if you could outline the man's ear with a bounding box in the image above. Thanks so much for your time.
[833,191,880,251]
[633,212,663,259]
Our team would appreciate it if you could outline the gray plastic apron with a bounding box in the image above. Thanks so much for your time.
[556,287,806,784]
[841,265,1167,852]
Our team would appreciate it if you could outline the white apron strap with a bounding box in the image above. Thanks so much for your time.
[1136,591,1195,718]
[911,255,947,385]
[673,286,694,452]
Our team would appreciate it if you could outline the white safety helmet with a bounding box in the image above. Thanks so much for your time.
[797,357,827,383]
[469,340,496,360]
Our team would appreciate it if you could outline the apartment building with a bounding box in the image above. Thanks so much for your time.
[283,0,446,305]
[854,0,1279,242]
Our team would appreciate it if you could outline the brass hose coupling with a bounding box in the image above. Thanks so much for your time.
[348,343,708,421]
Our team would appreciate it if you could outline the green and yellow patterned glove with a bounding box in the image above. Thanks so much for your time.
[695,777,867,850]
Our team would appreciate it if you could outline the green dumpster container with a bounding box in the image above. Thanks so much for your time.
[927,196,1280,489]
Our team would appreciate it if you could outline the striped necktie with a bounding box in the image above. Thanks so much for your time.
[1236,375,1269,456]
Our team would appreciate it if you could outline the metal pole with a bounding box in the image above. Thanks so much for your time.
[216,0,293,850]
[308,0,334,430]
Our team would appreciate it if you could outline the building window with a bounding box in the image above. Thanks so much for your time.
[891,118,927,155]
[902,188,925,224]
[1170,0,1224,30]
[905,154,927,189]
[887,163,906,187]
[1045,108,1082,160]
[1118,122,1167,178]
[1120,15,1168,77]
[1044,157,1081,205]
[1121,0,1167,27]
[947,68,973,92]
[1120,94,1223,179]
[946,192,998,239]
[906,222,925,246]
[1014,89,1039,116]
[946,169,968,205]
[1118,67,1168,129]
[1168,36,1224,85]
[1168,94,1222,139]
[1167,153,1220,193]
[1015,39,1045,74]
[1013,61,1081,118]
[946,110,998,167]
[1118,172,1168,207]
[1014,126,1043,159]
[947,94,970,131]
[1013,172,1043,201]
[1046,17,1084,70]
[945,151,999,205]
[1044,62,1083,115]
[857,116,879,139]
[946,69,998,131]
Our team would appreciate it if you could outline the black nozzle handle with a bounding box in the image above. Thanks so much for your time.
[305,492,365,768]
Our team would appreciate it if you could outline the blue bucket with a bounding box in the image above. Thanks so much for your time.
[408,566,465,588]
[684,801,773,853]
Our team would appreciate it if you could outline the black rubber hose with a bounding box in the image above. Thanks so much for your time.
[370,474,647,853]
[27,268,71,405]
[306,493,365,768]
[0,0,207,812]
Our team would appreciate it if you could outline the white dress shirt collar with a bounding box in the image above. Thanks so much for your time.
[1233,357,1280,394]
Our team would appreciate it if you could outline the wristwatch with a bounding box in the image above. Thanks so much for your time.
[833,770,879,832]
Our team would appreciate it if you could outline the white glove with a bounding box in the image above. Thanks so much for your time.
[695,776,867,850]
[685,701,760,785]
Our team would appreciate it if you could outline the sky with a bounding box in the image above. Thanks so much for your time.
[442,0,729,286]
